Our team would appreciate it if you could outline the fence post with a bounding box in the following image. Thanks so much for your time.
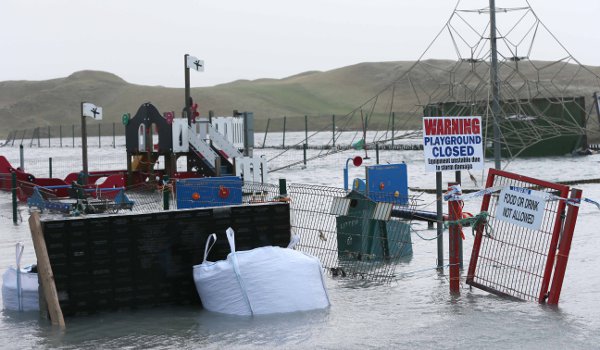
[303,143,307,166]
[547,188,582,305]
[49,158,53,178]
[332,114,336,148]
[376,143,380,164]
[262,118,270,148]
[59,125,63,147]
[391,112,395,147]
[278,178,287,196]
[282,116,286,149]
[29,128,35,147]
[98,124,101,148]
[304,115,308,149]
[48,126,51,147]
[12,172,17,224]
[37,127,40,147]
[19,145,24,171]
[436,171,443,269]
[448,182,462,294]
[162,175,170,210]
[455,171,463,268]
[72,124,75,148]
[112,122,116,148]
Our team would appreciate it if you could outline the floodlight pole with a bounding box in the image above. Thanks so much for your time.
[489,0,502,169]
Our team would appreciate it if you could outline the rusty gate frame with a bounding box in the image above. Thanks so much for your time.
[466,168,580,303]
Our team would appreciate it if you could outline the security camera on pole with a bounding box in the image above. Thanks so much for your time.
[80,102,103,185]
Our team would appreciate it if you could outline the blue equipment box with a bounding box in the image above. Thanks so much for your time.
[365,163,409,205]
[176,177,243,209]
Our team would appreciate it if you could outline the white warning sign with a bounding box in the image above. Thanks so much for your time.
[495,186,547,230]
[422,116,484,173]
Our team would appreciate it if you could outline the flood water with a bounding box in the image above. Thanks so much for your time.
[1,132,599,349]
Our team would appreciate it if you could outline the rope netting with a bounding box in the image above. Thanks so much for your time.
[266,0,600,172]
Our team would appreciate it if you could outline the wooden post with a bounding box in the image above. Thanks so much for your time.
[29,212,65,328]
[59,125,63,148]
[98,123,101,148]
[72,124,75,148]
[48,126,51,147]
[112,122,116,148]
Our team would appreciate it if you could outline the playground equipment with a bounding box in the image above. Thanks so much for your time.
[124,103,267,185]
[333,163,413,262]
[0,102,268,205]
[27,184,133,215]
[176,177,243,209]
[0,156,127,202]
[351,163,409,205]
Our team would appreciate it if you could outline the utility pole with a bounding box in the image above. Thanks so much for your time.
[489,0,502,169]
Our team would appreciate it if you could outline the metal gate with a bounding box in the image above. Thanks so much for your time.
[467,168,581,303]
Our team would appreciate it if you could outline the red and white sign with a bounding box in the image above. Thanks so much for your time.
[422,116,484,172]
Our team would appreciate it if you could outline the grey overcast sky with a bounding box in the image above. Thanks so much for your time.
[1,0,598,87]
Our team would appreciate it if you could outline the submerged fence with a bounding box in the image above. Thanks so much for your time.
[467,169,580,303]
[1,112,420,150]
[2,123,126,149]
[12,176,419,283]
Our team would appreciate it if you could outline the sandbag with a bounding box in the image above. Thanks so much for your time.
[193,228,330,316]
[2,266,39,311]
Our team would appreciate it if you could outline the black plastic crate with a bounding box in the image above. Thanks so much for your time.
[42,202,291,316]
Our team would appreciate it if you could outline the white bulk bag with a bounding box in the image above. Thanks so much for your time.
[2,243,39,312]
[193,228,330,316]
[2,266,39,312]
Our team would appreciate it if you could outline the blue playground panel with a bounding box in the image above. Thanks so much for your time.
[352,163,409,205]
[176,177,243,209]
